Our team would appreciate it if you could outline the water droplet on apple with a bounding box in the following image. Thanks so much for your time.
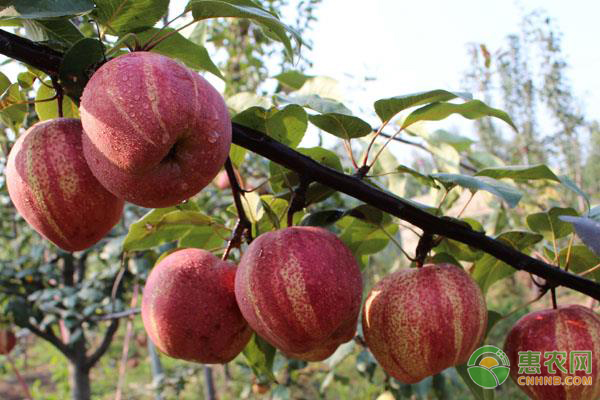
[207,131,219,143]
[122,76,128,82]
[134,94,140,100]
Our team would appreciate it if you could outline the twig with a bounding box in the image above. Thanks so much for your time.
[92,308,141,321]
[115,284,139,400]
[287,175,310,227]
[6,354,33,400]
[85,319,119,370]
[223,158,252,252]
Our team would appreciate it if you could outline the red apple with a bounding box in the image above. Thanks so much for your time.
[6,118,124,251]
[141,248,252,363]
[504,305,600,400]
[362,263,488,383]
[0,329,16,354]
[213,167,243,190]
[235,226,363,361]
[80,51,231,208]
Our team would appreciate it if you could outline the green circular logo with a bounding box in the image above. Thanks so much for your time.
[467,345,511,389]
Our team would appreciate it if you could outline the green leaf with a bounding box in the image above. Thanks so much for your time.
[559,175,591,211]
[229,144,246,167]
[431,173,522,208]
[396,165,439,188]
[455,364,495,400]
[588,205,600,223]
[526,207,578,241]
[556,245,600,283]
[35,81,79,120]
[269,147,343,204]
[0,81,27,129]
[178,226,226,250]
[300,210,346,227]
[233,105,307,147]
[423,129,474,152]
[274,70,314,90]
[346,204,392,226]
[17,71,35,89]
[374,89,472,122]
[125,28,223,79]
[242,334,277,383]
[471,231,543,293]
[256,196,291,232]
[93,0,169,36]
[59,38,105,100]
[275,93,352,115]
[402,100,517,131]
[265,105,307,147]
[308,113,372,139]
[35,18,85,45]
[226,92,271,114]
[337,215,397,259]
[186,0,302,59]
[475,164,560,182]
[0,0,94,19]
[122,204,231,252]
[485,310,503,339]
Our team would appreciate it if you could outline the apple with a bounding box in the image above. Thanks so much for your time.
[5,118,124,251]
[141,248,252,363]
[80,51,231,208]
[235,226,363,361]
[0,329,16,355]
[213,167,243,190]
[362,263,488,383]
[504,305,600,400]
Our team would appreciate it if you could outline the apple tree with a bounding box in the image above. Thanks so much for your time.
[0,1,598,400]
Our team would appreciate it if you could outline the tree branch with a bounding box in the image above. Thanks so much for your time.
[92,308,140,321]
[85,319,120,370]
[24,322,72,358]
[0,29,62,76]
[1,29,599,301]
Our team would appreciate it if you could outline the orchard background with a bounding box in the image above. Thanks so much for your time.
[0,1,599,399]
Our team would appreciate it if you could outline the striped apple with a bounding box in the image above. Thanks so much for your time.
[504,305,600,400]
[142,248,252,363]
[235,226,363,361]
[0,329,16,354]
[6,118,124,251]
[362,263,488,383]
[80,51,231,208]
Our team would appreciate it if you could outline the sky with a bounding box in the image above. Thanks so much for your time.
[301,0,600,141]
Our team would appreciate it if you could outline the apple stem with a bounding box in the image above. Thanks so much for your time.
[6,353,33,400]
[551,287,558,309]
[222,158,252,258]
[50,75,63,118]
[414,232,435,268]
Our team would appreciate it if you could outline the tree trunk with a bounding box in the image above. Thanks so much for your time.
[69,362,91,400]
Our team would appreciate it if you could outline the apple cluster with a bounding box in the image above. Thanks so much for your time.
[6,51,232,251]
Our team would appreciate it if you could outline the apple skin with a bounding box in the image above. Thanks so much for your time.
[5,118,124,251]
[362,263,488,384]
[504,305,600,400]
[0,329,16,355]
[80,51,231,208]
[141,248,252,364]
[235,226,363,361]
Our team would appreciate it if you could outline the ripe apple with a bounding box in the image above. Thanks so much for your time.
[5,118,124,251]
[504,305,600,400]
[235,226,363,361]
[362,263,488,383]
[141,248,252,363]
[213,167,243,190]
[80,51,231,208]
[0,329,16,354]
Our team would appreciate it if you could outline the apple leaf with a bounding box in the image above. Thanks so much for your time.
[186,0,302,59]
[558,175,591,211]
[59,38,105,99]
[35,81,79,120]
[274,70,314,90]
[526,207,578,241]
[233,105,307,148]
[17,71,35,89]
[431,173,522,208]
[337,214,398,262]
[396,165,439,188]
[124,28,223,80]
[0,0,94,20]
[475,164,561,182]
[242,334,277,384]
[558,216,600,257]
[471,231,543,293]
[93,0,169,36]
[545,245,600,283]
[34,18,85,45]
[402,100,517,131]
[308,113,372,139]
[374,90,472,122]
[275,93,352,115]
